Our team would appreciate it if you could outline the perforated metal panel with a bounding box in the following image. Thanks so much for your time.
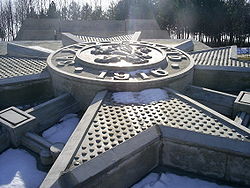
[0,56,47,79]
[70,91,250,169]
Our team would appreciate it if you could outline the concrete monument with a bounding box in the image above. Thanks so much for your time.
[0,25,249,188]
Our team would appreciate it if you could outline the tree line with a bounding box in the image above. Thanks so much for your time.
[0,0,249,47]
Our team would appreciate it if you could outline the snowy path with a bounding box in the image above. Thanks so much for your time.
[0,113,80,187]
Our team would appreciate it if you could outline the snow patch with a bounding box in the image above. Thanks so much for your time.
[59,113,78,122]
[132,172,233,188]
[0,149,46,188]
[42,113,80,144]
[112,88,169,104]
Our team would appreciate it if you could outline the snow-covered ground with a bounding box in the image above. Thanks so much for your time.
[132,172,233,188]
[112,88,169,104]
[0,149,46,188]
[42,113,79,144]
[0,113,80,187]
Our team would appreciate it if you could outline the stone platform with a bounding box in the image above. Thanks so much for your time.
[0,35,250,188]
[41,88,250,187]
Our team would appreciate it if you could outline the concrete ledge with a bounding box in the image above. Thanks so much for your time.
[7,42,53,58]
[50,124,250,187]
[194,65,250,93]
[40,90,107,188]
[0,77,54,110]
[195,65,250,72]
[159,125,250,156]
[174,40,194,52]
[184,85,237,116]
[230,45,238,59]
[58,126,161,188]
[0,127,11,153]
[166,88,250,136]
[139,30,170,39]
[0,71,50,86]
[234,91,250,115]
[61,33,83,46]
[131,31,141,42]
[190,46,231,54]
[26,93,80,132]
[160,125,250,185]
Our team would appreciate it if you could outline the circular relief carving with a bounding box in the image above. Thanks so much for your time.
[47,41,194,87]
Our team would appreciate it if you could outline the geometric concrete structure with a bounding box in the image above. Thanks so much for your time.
[0,93,80,168]
[234,112,250,128]
[16,18,167,41]
[174,39,194,52]
[22,132,64,167]
[7,42,53,58]
[61,32,141,46]
[0,106,36,146]
[0,26,250,188]
[184,85,237,116]
[234,91,250,114]
[48,41,194,109]
[191,46,250,92]
[41,88,250,187]
[0,55,52,109]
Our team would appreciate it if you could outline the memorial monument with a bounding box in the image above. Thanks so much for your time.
[0,23,250,188]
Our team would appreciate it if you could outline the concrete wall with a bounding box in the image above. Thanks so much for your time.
[125,19,160,31]
[61,20,125,34]
[194,66,250,93]
[15,18,167,41]
[15,18,59,40]
[0,76,54,110]
[184,85,237,117]
[53,125,250,187]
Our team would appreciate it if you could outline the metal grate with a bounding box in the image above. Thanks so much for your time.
[70,91,249,169]
[0,56,47,79]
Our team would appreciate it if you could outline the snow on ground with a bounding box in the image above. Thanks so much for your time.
[132,172,233,188]
[42,113,80,144]
[0,149,46,188]
[112,88,169,104]
[0,113,80,188]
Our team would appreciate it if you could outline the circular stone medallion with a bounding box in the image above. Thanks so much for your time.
[48,41,194,91]
[75,43,166,71]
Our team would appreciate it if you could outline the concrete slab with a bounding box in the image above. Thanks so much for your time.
[7,42,53,58]
[184,85,237,116]
[0,107,36,146]
[234,91,250,114]
[0,109,28,125]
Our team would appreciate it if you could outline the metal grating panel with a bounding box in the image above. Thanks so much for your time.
[0,56,47,79]
[70,91,250,169]
[190,47,250,67]
[75,34,134,42]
